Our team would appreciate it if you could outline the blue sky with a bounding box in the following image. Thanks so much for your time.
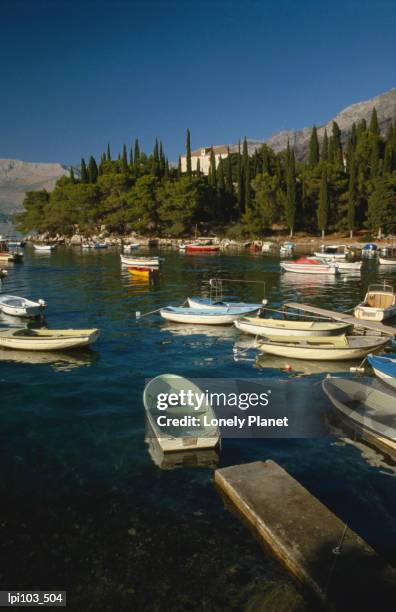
[1,0,395,165]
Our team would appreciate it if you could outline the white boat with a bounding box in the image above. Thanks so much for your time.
[279,241,294,255]
[34,244,56,251]
[0,268,7,279]
[235,317,352,337]
[281,257,338,275]
[94,242,108,249]
[322,376,396,461]
[261,242,275,252]
[120,254,162,267]
[354,283,396,321]
[367,354,396,390]
[256,334,388,360]
[379,257,396,266]
[187,297,265,310]
[0,295,46,317]
[0,240,24,262]
[313,244,349,260]
[0,327,100,351]
[314,257,362,271]
[143,374,220,453]
[81,242,95,249]
[123,243,140,252]
[161,306,259,325]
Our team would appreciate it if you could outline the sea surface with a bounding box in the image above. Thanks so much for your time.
[0,246,395,611]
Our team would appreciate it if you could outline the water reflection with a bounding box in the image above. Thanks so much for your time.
[0,347,98,371]
[145,424,220,470]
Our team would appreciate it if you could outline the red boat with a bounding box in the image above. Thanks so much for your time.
[186,243,220,252]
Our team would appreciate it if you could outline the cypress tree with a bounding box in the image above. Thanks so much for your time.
[218,156,226,195]
[152,139,160,177]
[331,121,343,169]
[134,139,140,166]
[308,126,319,165]
[369,107,380,135]
[122,144,128,173]
[159,141,165,178]
[209,147,217,186]
[106,143,111,161]
[88,156,98,183]
[285,143,296,237]
[241,137,249,211]
[237,141,243,215]
[129,145,133,167]
[261,145,270,174]
[392,118,396,170]
[347,155,358,237]
[196,158,201,176]
[244,156,250,210]
[69,167,75,183]
[317,166,329,238]
[226,146,233,194]
[177,155,182,178]
[383,140,392,174]
[321,129,328,161]
[186,128,192,177]
[80,158,88,183]
[370,134,380,178]
[164,158,170,180]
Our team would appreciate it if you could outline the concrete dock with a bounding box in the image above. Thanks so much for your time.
[284,301,396,336]
[215,460,396,609]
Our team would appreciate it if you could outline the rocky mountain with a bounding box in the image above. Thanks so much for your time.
[0,159,69,220]
[229,87,396,161]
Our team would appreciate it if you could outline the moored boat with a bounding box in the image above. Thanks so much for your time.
[367,354,396,389]
[279,241,294,255]
[33,244,56,252]
[313,244,349,260]
[354,283,396,321]
[127,266,158,277]
[94,242,108,249]
[160,305,260,325]
[120,254,162,267]
[235,317,352,337]
[0,295,46,317]
[314,257,362,271]
[185,243,220,252]
[0,327,100,351]
[0,268,7,279]
[143,374,220,452]
[0,240,24,261]
[379,257,396,266]
[280,257,338,275]
[322,376,396,461]
[187,297,265,310]
[256,334,388,360]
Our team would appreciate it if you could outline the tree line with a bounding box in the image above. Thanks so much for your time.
[15,108,396,238]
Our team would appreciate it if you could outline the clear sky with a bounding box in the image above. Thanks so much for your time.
[1,0,395,165]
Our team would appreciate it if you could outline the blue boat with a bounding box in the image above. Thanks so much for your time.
[160,305,261,325]
[367,354,396,389]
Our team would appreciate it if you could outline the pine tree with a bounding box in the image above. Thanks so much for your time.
[347,155,358,237]
[308,126,319,165]
[321,129,328,162]
[152,139,160,177]
[164,158,170,180]
[284,143,296,237]
[369,107,380,135]
[226,146,233,194]
[106,143,111,161]
[186,128,192,177]
[261,145,270,174]
[80,158,88,183]
[88,156,98,183]
[317,165,329,238]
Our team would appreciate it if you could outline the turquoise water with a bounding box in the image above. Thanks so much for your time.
[0,247,395,610]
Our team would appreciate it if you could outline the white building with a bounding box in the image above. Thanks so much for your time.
[180,145,229,175]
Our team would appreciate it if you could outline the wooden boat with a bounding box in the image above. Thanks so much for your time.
[0,295,46,317]
[313,244,349,260]
[120,254,161,267]
[256,334,389,360]
[160,306,259,325]
[235,317,352,337]
[127,266,158,277]
[0,327,100,351]
[367,354,396,390]
[354,283,396,321]
[187,297,264,310]
[33,244,56,252]
[143,374,220,452]
[379,257,396,266]
[185,243,220,252]
[322,376,396,461]
[281,257,338,275]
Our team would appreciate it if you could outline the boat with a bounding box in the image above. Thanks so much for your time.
[280,257,339,275]
[0,240,24,262]
[367,354,396,390]
[143,374,220,452]
[235,317,352,337]
[0,295,46,317]
[187,297,265,310]
[362,243,378,258]
[94,242,108,249]
[313,244,349,260]
[160,305,260,325]
[0,268,7,279]
[256,334,389,360]
[314,257,362,271]
[0,327,100,351]
[379,257,396,266]
[354,283,396,321]
[33,244,56,252]
[279,241,294,255]
[185,243,220,252]
[123,243,140,252]
[120,254,162,267]
[261,242,276,252]
[322,376,396,461]
[81,242,95,249]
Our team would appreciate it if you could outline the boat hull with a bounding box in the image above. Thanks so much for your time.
[0,329,99,351]
[379,257,396,266]
[120,255,161,267]
[161,309,252,325]
[280,262,338,274]
[235,318,352,337]
[186,245,220,252]
[354,305,396,321]
[187,297,262,310]
[256,337,388,360]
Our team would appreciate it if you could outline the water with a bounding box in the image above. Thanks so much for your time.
[0,247,395,611]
